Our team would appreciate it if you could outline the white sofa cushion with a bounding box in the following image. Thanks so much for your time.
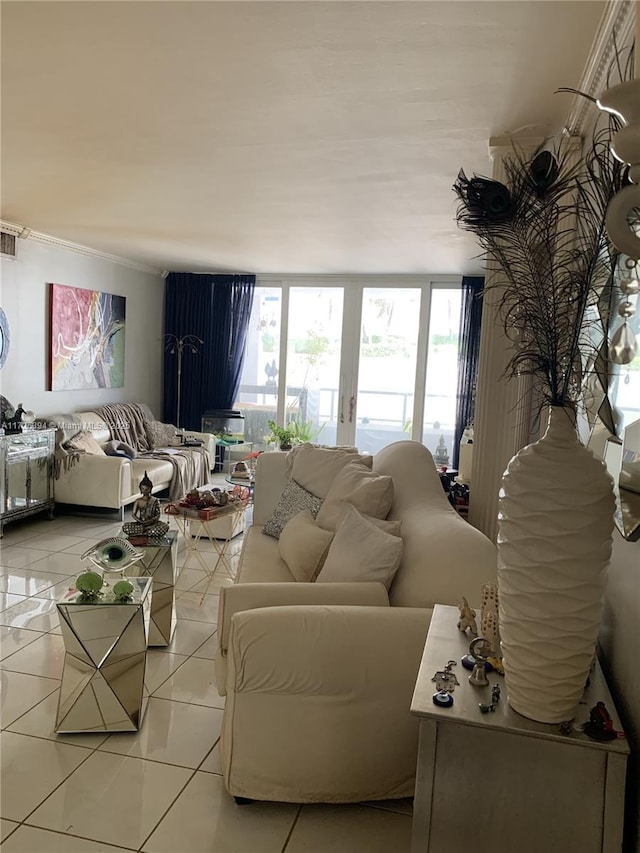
[263,478,323,539]
[278,510,334,582]
[316,461,394,532]
[316,503,403,590]
[286,443,372,499]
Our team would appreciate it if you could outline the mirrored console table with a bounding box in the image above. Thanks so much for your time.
[0,428,56,537]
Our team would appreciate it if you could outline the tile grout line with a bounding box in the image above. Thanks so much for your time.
[280,803,304,853]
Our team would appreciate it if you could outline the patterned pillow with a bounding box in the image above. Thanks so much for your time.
[263,478,323,539]
[145,420,177,449]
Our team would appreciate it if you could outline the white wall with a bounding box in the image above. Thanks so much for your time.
[600,534,640,852]
[0,240,164,418]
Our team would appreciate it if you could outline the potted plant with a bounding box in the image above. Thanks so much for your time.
[287,418,324,444]
[267,421,295,451]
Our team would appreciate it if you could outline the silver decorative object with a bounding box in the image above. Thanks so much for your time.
[431,661,460,694]
[609,259,639,365]
[81,537,144,580]
[468,637,492,687]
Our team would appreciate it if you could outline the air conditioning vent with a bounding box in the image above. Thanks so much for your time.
[0,231,17,259]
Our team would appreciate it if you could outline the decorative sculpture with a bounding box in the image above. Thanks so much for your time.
[457,597,478,636]
[468,637,492,687]
[123,472,169,538]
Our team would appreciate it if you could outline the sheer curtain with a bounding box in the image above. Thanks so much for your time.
[453,276,484,469]
[163,273,255,430]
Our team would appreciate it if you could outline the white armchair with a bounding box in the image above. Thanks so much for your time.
[217,441,497,803]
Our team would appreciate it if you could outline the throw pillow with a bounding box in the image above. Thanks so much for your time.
[263,478,323,539]
[145,419,177,449]
[66,431,106,456]
[286,443,373,499]
[315,461,394,532]
[278,510,335,582]
[316,503,403,590]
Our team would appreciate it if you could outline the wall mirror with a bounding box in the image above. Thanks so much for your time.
[589,417,640,542]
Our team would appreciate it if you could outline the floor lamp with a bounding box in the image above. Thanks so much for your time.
[164,334,204,428]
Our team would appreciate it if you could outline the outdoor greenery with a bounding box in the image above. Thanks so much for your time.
[267,418,324,448]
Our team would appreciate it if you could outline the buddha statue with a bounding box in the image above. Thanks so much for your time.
[123,471,169,537]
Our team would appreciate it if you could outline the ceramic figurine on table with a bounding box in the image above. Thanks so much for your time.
[584,702,617,742]
[457,597,478,636]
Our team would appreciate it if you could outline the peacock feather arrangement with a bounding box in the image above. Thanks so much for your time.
[452,119,629,435]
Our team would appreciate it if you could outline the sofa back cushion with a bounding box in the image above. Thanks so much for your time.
[316,503,403,590]
[315,461,394,532]
[74,411,112,445]
[286,443,373,499]
[278,510,334,582]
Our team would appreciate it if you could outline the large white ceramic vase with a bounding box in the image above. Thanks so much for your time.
[497,406,615,724]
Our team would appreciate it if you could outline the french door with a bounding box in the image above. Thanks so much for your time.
[235,276,462,460]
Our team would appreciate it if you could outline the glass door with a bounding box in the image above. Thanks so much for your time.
[284,286,344,446]
[353,287,422,454]
[235,277,462,455]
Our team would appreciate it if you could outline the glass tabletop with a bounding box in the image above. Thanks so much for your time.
[57,576,152,606]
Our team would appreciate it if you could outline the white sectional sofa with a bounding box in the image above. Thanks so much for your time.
[215,440,497,804]
[51,406,216,516]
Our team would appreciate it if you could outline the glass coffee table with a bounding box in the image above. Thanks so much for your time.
[171,504,246,600]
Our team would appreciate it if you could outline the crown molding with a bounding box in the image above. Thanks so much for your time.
[0,219,164,276]
[564,0,636,135]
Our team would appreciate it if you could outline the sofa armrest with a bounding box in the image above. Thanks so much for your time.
[221,604,431,802]
[253,452,289,525]
[218,581,389,654]
[54,455,131,509]
[183,430,216,470]
[228,603,429,693]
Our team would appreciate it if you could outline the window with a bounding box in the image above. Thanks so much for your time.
[235,276,463,460]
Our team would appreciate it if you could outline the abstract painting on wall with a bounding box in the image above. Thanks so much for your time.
[48,283,126,391]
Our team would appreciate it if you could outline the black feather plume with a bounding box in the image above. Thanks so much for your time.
[453,128,626,422]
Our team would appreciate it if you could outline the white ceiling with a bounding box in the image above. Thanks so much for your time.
[1,1,606,275]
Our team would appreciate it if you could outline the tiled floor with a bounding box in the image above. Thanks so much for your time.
[0,497,412,852]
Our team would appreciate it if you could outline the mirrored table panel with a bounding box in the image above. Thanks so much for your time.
[55,577,152,733]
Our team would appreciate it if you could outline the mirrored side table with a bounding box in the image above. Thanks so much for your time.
[55,577,152,733]
[0,428,55,537]
[124,531,178,646]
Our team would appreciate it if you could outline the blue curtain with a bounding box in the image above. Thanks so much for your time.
[163,273,255,430]
[452,276,484,469]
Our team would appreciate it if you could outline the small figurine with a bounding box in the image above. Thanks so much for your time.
[584,701,617,742]
[491,683,501,704]
[457,597,478,636]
